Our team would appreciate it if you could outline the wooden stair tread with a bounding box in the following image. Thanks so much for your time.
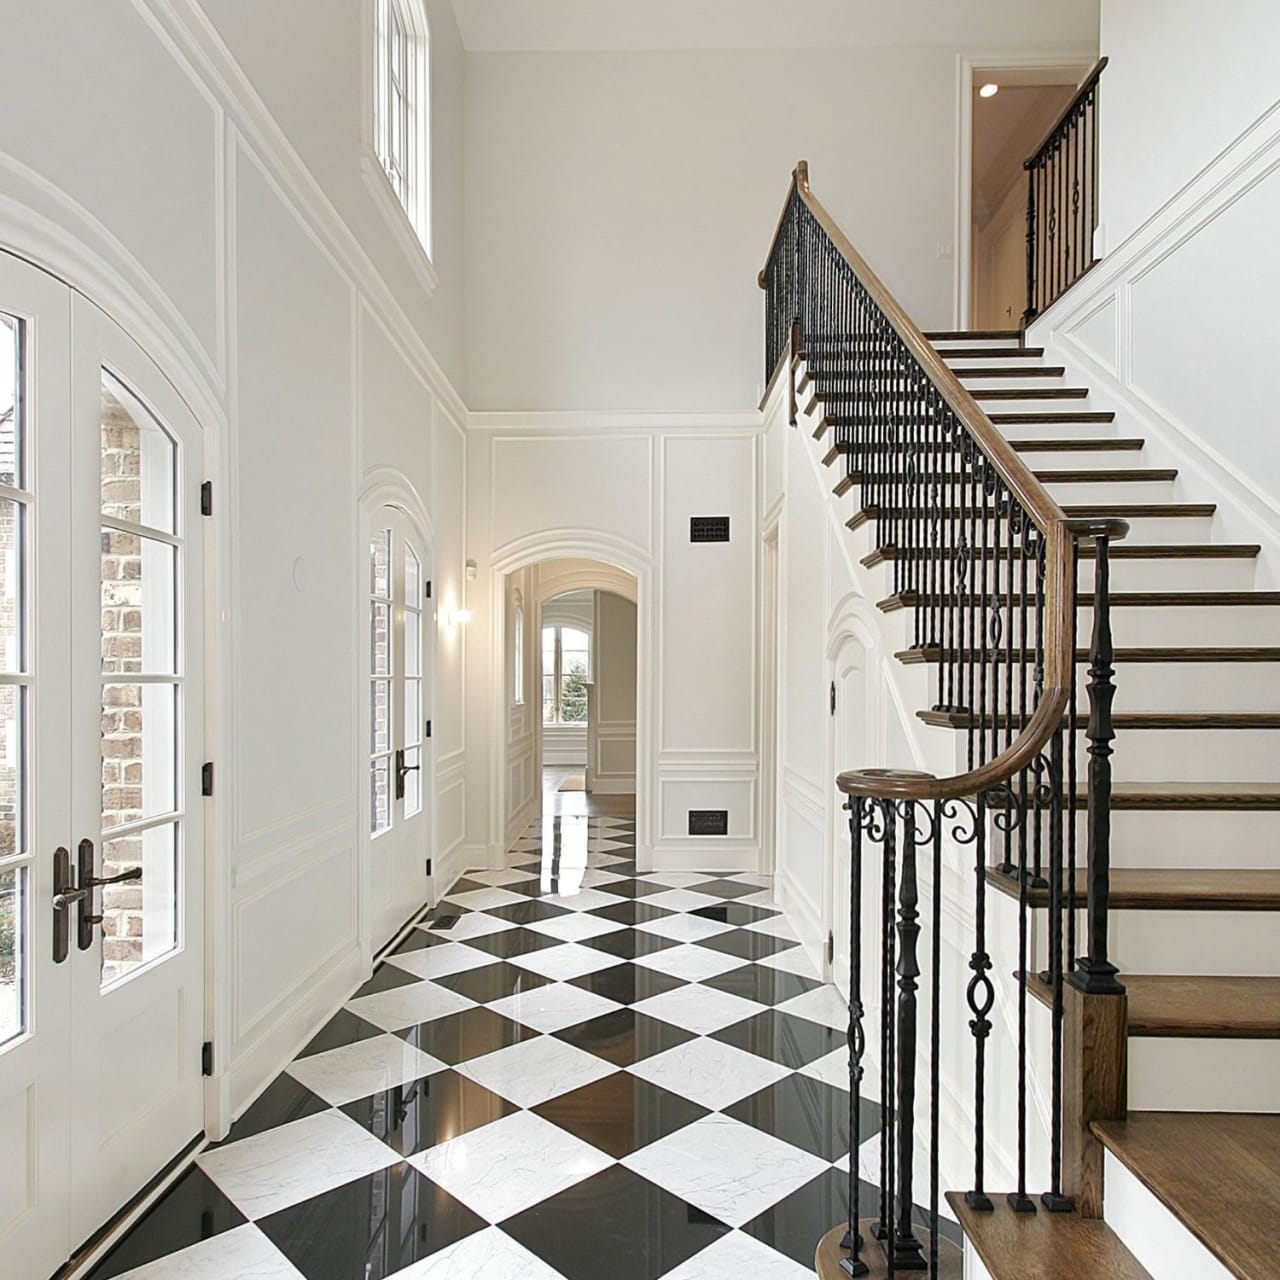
[992,866,1280,909]
[938,345,1045,358]
[990,411,1116,423]
[918,709,1280,730]
[880,589,1280,611]
[815,1221,961,1280]
[970,387,1090,400]
[896,646,1280,664]
[866,543,1258,567]
[1022,972,1280,1038]
[946,1194,1149,1280]
[955,365,1067,378]
[1064,502,1214,518]
[1092,1113,1280,1280]
[926,329,1022,341]
[1009,437,1145,452]
[1032,468,1175,483]
[1104,782,1280,810]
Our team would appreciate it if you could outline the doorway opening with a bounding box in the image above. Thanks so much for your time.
[965,63,1089,329]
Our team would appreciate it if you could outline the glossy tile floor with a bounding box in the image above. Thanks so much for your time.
[88,805,886,1279]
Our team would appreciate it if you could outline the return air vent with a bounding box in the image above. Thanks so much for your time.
[690,516,731,543]
[688,809,729,836]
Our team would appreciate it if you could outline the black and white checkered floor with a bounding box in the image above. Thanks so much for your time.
[88,814,887,1279]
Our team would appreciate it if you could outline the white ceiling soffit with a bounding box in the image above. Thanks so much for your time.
[449,0,1100,53]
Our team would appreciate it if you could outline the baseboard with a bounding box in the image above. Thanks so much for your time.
[589,775,635,795]
[776,866,827,983]
[647,837,760,874]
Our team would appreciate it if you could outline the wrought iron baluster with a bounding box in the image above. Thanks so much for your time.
[843,798,869,1277]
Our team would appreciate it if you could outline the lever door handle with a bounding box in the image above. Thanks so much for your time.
[77,838,142,951]
[394,748,420,800]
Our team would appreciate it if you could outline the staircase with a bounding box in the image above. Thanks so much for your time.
[761,165,1280,1280]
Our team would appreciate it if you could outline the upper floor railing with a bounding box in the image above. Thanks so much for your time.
[1023,58,1108,325]
[761,162,1126,1274]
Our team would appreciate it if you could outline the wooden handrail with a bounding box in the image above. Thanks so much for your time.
[757,160,1125,803]
[1023,57,1108,171]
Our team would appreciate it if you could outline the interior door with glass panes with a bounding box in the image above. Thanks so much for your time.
[369,508,429,945]
[0,253,75,1280]
[65,295,205,1244]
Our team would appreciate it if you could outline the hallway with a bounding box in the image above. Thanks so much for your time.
[85,783,878,1278]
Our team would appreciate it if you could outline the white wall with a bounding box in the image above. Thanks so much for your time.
[1098,0,1280,249]
[463,32,1097,412]
[465,418,761,871]
[0,0,467,1135]
[541,591,593,767]
[591,591,637,792]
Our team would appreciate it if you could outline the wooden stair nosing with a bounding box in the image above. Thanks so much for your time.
[864,542,1258,567]
[1032,468,1176,483]
[990,411,1117,424]
[849,503,1217,524]
[1009,437,1145,452]
[990,865,1280,908]
[925,329,1022,341]
[969,387,1091,401]
[1092,1113,1280,1280]
[879,589,1280,613]
[946,1193,1150,1280]
[954,365,1067,379]
[939,345,1046,359]
[1021,971,1280,1039]
[918,708,1280,730]
[895,645,1280,665]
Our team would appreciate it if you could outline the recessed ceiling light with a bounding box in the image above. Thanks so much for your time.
[979,82,999,98]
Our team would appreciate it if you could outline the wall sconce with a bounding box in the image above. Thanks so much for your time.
[445,606,471,627]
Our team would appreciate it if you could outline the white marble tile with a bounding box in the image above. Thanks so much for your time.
[387,941,495,981]
[578,868,627,888]
[638,888,724,913]
[833,1135,882,1184]
[631,984,764,1036]
[631,943,748,983]
[628,1036,790,1111]
[634,913,733,943]
[457,1032,617,1106]
[639,871,711,888]
[445,886,529,912]
[536,887,626,913]
[508,941,625,982]
[427,912,517,941]
[524,911,626,943]
[743,913,798,941]
[660,1231,815,1279]
[486,982,624,1034]
[758,945,822,980]
[724,873,777,889]
[409,1111,612,1223]
[346,979,477,1032]
[586,853,629,867]
[586,837,633,852]
[285,1033,446,1106]
[797,1047,851,1092]
[777,984,848,1031]
[110,1225,304,1280]
[622,1113,826,1228]
[390,1226,569,1279]
[197,1110,395,1219]
[465,868,539,887]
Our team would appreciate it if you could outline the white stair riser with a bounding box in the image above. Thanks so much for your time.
[1110,909,1280,975]
[1127,1038,1280,1113]
[1091,603,1280,646]
[1075,555,1257,593]
[957,375,1072,392]
[1006,446,1148,469]
[1042,479,1178,505]
[1103,809,1280,869]
[974,396,1101,416]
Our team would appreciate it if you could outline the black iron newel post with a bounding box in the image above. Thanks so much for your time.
[1069,525,1126,996]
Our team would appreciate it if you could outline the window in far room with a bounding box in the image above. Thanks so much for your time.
[542,625,590,725]
[373,0,431,259]
[513,605,525,704]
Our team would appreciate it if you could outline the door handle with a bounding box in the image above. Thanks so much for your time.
[394,748,420,801]
[52,847,75,964]
[77,837,142,951]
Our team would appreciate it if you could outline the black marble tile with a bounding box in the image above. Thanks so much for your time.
[588,900,673,926]
[581,929,679,961]
[691,902,782,927]
[341,1068,520,1156]
[695,928,796,962]
[258,1162,484,1279]
[533,1073,708,1159]
[351,962,421,999]
[389,926,450,955]
[586,877,669,899]
[209,1073,329,1147]
[687,878,769,900]
[566,961,688,1006]
[429,961,552,1003]
[699,961,822,1006]
[393,1006,538,1065]
[85,1168,245,1279]
[741,1168,880,1268]
[724,1075,880,1162]
[298,1008,386,1058]
[502,1164,729,1280]
[554,1007,696,1066]
[712,1009,843,1069]
[486,898,571,925]
[463,925,566,960]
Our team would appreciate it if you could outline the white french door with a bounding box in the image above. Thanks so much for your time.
[0,254,206,1279]
[368,506,430,945]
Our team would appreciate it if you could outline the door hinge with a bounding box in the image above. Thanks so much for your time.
[201,1041,214,1076]
[826,931,835,967]
[425,858,433,877]
[200,480,213,517]
[425,719,432,739]
[830,681,837,715]
[425,579,432,601]
[201,762,214,797]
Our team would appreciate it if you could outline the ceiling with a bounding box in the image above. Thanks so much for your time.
[449,0,1099,53]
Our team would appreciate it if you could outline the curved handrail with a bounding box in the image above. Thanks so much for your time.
[758,160,1126,801]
